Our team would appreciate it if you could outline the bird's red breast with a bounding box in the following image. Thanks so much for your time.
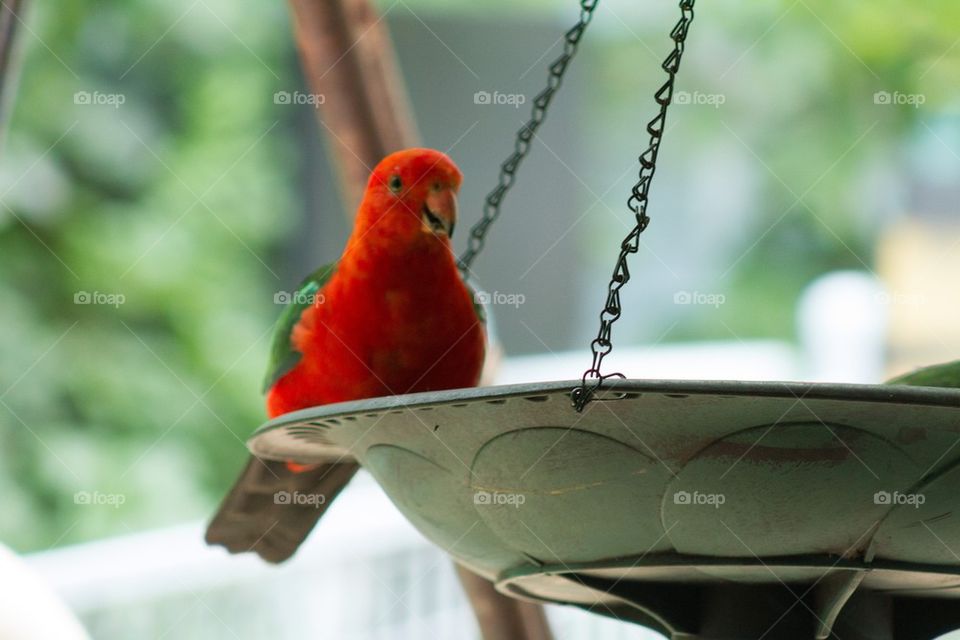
[265,149,485,418]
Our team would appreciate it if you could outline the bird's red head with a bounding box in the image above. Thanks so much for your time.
[354,148,463,248]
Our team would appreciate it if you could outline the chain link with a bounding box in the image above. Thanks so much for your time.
[457,0,600,274]
[571,0,696,412]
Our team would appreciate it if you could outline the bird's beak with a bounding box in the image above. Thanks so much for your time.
[422,188,457,238]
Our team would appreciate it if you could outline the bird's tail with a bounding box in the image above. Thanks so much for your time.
[205,456,359,563]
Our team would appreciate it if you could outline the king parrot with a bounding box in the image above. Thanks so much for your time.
[206,148,486,562]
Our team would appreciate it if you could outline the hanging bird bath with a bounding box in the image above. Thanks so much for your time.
[248,379,960,640]
[223,0,960,637]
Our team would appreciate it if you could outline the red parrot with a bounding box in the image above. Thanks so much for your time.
[206,148,486,562]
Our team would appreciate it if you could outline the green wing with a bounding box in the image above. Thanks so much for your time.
[262,263,337,393]
[885,360,960,389]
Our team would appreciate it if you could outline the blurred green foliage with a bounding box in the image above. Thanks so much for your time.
[0,0,299,550]
[581,0,960,342]
[702,0,960,341]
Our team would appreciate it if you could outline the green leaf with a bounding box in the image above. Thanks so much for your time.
[885,361,960,389]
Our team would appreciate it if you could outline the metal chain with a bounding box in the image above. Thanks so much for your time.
[571,0,696,412]
[457,0,599,274]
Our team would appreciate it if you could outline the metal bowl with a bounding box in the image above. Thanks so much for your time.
[249,379,960,639]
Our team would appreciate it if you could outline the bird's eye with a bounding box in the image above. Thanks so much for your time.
[388,175,402,193]
[432,181,442,191]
